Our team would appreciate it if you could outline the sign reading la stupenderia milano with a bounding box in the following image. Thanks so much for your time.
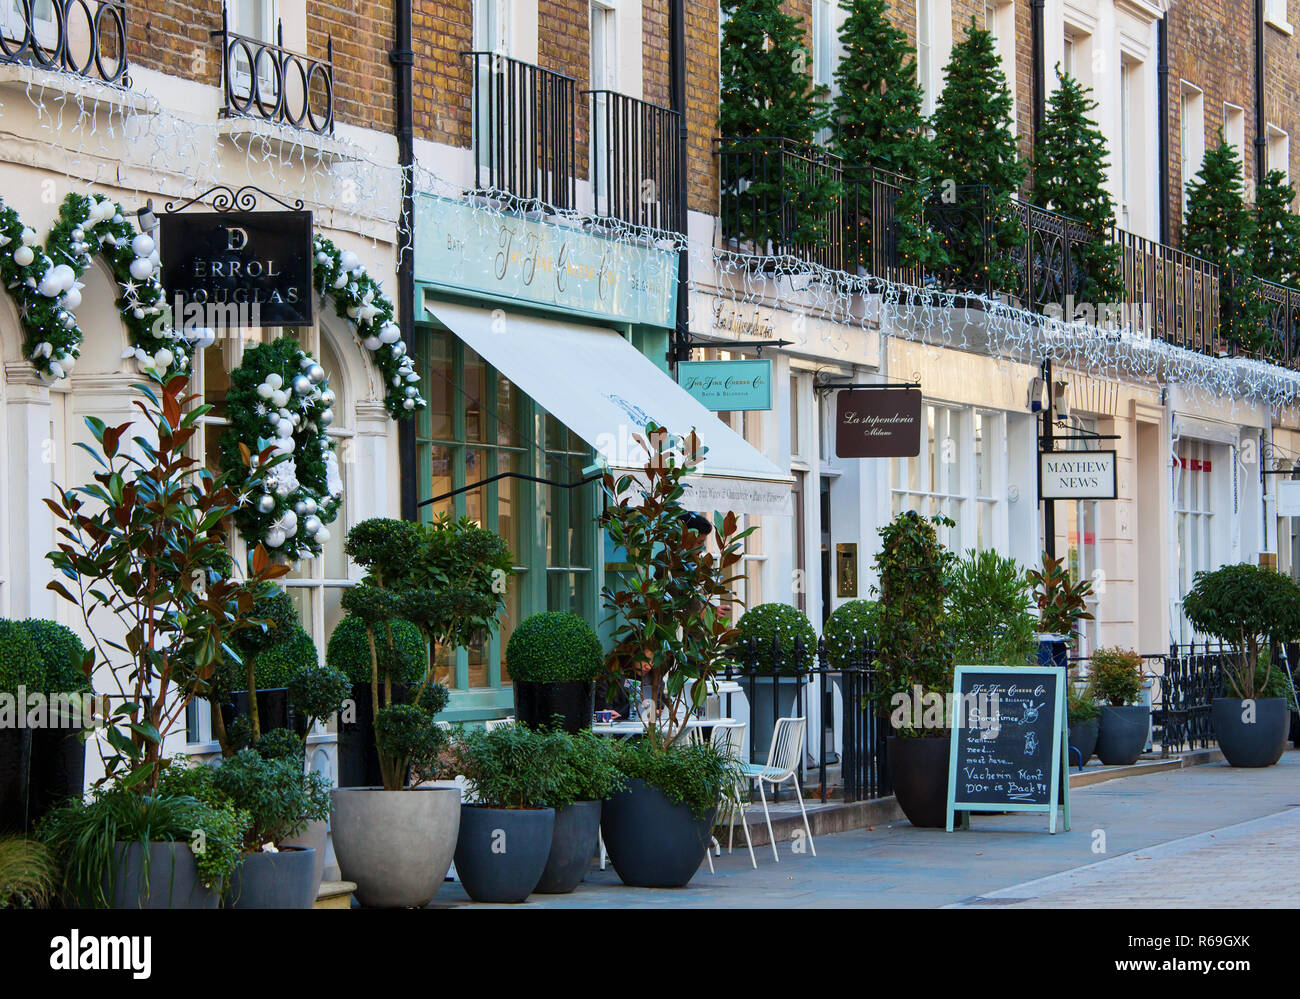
[834,387,922,458]
[159,210,314,327]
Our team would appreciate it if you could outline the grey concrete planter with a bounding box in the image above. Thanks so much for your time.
[330,787,460,908]
[1212,697,1290,768]
[280,818,327,898]
[454,805,554,903]
[534,799,601,894]
[226,847,317,909]
[1097,705,1149,766]
[103,842,220,909]
[601,778,716,888]
[1067,717,1099,767]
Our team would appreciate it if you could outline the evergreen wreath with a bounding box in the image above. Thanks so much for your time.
[219,336,343,561]
[0,192,193,383]
[311,234,425,419]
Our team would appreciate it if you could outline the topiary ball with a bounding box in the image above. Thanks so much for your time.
[18,619,90,694]
[236,585,300,654]
[248,626,319,690]
[326,614,427,687]
[824,600,879,669]
[0,619,45,696]
[288,662,350,726]
[506,612,603,683]
[732,603,817,674]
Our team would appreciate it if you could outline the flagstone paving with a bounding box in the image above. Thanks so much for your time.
[430,750,1300,908]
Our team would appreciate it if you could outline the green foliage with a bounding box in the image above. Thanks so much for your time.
[451,724,568,810]
[732,603,817,674]
[1028,553,1094,643]
[612,739,736,819]
[344,517,421,588]
[235,585,299,655]
[38,785,248,905]
[506,611,603,683]
[211,749,331,851]
[244,625,318,691]
[1087,648,1144,707]
[253,727,306,764]
[824,599,879,668]
[600,426,753,750]
[1067,682,1100,723]
[0,619,45,696]
[374,703,449,789]
[929,18,1027,292]
[1252,169,1300,287]
[1182,563,1300,698]
[327,614,426,687]
[17,619,90,695]
[1183,138,1270,352]
[548,728,625,810]
[946,550,1038,666]
[44,375,288,795]
[287,662,349,729]
[873,511,954,727]
[1031,67,1124,305]
[0,837,57,909]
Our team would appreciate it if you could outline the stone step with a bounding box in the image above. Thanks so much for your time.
[313,880,356,910]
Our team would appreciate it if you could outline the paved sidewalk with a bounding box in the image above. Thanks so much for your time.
[432,750,1300,908]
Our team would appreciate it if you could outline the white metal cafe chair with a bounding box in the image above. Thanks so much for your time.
[484,716,515,731]
[739,717,814,863]
[710,722,755,869]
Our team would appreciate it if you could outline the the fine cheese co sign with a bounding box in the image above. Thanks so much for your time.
[1039,450,1117,500]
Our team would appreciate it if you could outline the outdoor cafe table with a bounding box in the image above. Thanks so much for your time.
[590,717,743,739]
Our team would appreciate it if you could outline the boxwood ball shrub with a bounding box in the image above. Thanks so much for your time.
[236,585,300,654]
[823,600,879,668]
[326,614,427,687]
[506,611,603,683]
[244,625,320,691]
[0,619,44,696]
[732,603,817,674]
[17,619,89,694]
[287,662,350,729]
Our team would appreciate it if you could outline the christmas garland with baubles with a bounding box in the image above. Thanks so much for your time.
[0,193,194,382]
[218,336,343,560]
[311,235,425,419]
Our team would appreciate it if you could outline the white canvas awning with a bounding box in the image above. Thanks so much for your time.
[425,299,792,516]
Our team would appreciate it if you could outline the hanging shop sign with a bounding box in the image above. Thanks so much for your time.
[834,387,922,459]
[1038,450,1117,500]
[1278,479,1300,517]
[160,209,314,327]
[945,665,1070,834]
[414,194,677,328]
[677,359,772,411]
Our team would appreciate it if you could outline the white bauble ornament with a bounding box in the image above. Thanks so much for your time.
[38,274,62,297]
[275,418,293,438]
[403,398,415,411]
[131,234,155,258]
[129,257,154,281]
[307,363,325,384]
[265,528,286,549]
[12,245,34,267]
[48,360,65,379]
[316,251,330,265]
[378,324,400,345]
[303,498,318,515]
[363,335,381,351]
[153,348,174,370]
[294,500,308,516]
[292,374,312,396]
[256,382,274,399]
[72,228,84,242]
[278,510,298,533]
[274,436,296,455]
[339,250,360,271]
[20,228,38,246]
[257,494,276,513]
[333,272,347,289]
[271,389,290,408]
[63,287,82,310]
[266,372,283,390]
[320,389,336,407]
[303,515,321,535]
[319,408,334,427]
[51,264,75,290]
[314,527,330,544]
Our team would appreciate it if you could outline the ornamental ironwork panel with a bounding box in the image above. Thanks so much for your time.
[586,89,682,234]
[0,0,129,85]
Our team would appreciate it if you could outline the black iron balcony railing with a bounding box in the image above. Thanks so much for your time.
[465,51,576,210]
[0,0,128,85]
[586,90,682,233]
[1255,276,1300,367]
[1115,230,1220,355]
[212,9,333,135]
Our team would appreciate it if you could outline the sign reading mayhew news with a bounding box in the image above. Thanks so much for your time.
[1038,450,1117,500]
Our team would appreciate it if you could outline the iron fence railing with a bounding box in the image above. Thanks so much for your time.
[1252,275,1300,367]
[0,0,129,85]
[586,89,682,234]
[725,634,887,804]
[212,9,333,134]
[1114,229,1220,355]
[465,51,576,210]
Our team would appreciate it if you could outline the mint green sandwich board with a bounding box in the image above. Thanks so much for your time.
[945,665,1071,834]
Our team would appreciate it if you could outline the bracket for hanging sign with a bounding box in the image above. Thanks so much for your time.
[418,470,603,508]
[678,332,793,358]
[814,370,921,397]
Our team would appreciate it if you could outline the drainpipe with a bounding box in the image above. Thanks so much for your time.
[1157,15,1170,243]
[1031,0,1046,139]
[1255,0,1269,184]
[392,0,417,521]
[669,0,691,365]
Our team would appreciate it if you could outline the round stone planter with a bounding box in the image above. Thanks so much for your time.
[1212,697,1290,768]
[1067,717,1099,768]
[226,847,317,909]
[454,805,555,903]
[534,799,601,894]
[1096,705,1150,766]
[103,842,221,910]
[601,778,717,888]
[513,680,593,733]
[330,787,460,908]
[887,735,951,828]
[280,818,328,899]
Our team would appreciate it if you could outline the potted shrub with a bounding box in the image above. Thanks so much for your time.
[217,621,320,751]
[41,375,285,907]
[329,515,511,908]
[598,426,750,887]
[732,602,817,755]
[507,611,603,732]
[947,549,1038,666]
[876,511,955,828]
[1089,648,1148,766]
[0,621,47,834]
[1066,678,1101,767]
[1028,553,1094,668]
[450,725,565,903]
[1183,563,1300,767]
[535,728,623,894]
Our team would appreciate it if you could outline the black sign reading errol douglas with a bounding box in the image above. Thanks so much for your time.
[835,387,922,458]
[159,210,313,327]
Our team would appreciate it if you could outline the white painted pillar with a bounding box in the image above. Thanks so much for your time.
[3,362,54,620]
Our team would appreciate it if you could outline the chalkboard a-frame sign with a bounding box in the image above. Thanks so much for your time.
[945,665,1071,834]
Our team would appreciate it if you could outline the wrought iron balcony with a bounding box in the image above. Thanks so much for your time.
[586,90,683,234]
[0,0,129,85]
[212,8,333,135]
[465,51,576,210]
[1115,230,1220,355]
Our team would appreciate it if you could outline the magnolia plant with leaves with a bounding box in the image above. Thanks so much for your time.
[599,425,753,750]
[1027,553,1094,643]
[45,375,288,796]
